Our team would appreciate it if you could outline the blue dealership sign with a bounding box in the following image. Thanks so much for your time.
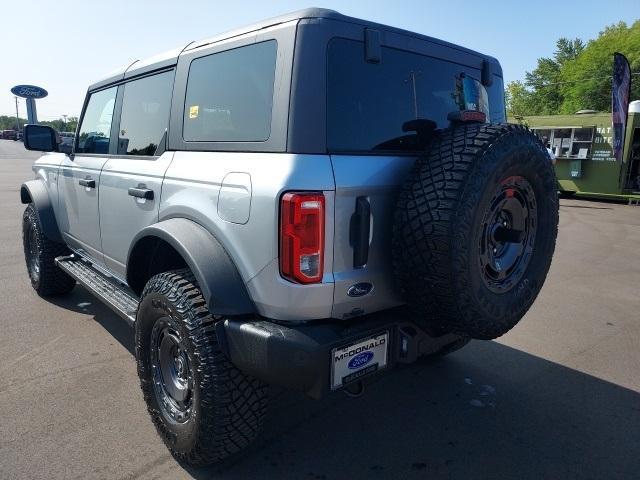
[11,84,48,99]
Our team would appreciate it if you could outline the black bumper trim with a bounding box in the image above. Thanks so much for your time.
[219,309,461,399]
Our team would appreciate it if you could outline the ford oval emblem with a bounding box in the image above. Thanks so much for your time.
[348,351,374,370]
[347,282,373,297]
[11,84,48,99]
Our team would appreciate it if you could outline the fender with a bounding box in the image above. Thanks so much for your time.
[20,180,63,243]
[128,218,255,316]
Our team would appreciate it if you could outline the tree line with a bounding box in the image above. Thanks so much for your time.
[507,20,639,117]
[0,115,78,133]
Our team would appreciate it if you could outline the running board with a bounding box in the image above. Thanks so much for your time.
[55,255,138,326]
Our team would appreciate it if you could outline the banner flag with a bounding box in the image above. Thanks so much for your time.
[612,52,631,163]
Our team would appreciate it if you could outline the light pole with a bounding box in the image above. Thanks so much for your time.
[62,114,67,131]
[14,96,20,132]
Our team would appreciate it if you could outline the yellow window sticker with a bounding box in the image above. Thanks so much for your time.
[189,105,199,119]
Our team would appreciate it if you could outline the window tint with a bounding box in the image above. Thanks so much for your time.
[183,40,277,142]
[118,71,174,156]
[327,39,506,152]
[76,87,117,154]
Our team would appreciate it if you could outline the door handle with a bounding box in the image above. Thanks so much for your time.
[78,178,95,188]
[128,185,154,200]
[349,196,371,268]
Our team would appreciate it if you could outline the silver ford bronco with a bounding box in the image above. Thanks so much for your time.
[20,9,558,466]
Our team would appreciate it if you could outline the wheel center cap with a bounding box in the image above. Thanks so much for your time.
[175,356,185,378]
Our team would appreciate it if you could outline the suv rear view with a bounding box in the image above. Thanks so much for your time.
[20,9,557,466]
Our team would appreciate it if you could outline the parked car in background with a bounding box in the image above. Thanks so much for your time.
[58,132,75,153]
[2,129,18,140]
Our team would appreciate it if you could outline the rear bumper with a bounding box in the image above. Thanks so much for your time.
[217,309,462,399]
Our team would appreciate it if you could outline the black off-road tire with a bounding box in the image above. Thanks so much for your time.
[22,203,75,296]
[393,123,558,340]
[135,269,268,466]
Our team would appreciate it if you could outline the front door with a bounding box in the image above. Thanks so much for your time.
[98,70,175,278]
[58,86,118,266]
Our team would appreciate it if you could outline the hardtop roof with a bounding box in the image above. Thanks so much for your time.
[88,7,501,91]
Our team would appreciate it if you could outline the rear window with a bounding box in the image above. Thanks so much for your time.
[327,38,505,153]
[183,40,277,142]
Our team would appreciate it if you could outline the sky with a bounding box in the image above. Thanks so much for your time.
[1,0,638,121]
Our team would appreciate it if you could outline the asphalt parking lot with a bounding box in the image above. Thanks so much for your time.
[0,138,638,480]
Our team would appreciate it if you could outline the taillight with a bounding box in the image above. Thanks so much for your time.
[280,192,325,284]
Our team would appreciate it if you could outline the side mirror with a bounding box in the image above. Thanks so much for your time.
[23,124,59,152]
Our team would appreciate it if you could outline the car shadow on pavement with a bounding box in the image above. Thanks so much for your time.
[44,289,640,480]
[46,285,135,355]
[186,341,640,480]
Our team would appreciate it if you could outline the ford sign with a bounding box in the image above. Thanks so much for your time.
[11,85,48,99]
[348,351,374,370]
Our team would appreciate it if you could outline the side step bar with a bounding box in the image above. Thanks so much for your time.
[55,255,139,326]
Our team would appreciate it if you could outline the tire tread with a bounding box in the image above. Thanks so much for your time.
[136,269,267,466]
[393,123,558,339]
[22,204,75,296]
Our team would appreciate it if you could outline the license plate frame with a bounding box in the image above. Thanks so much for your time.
[330,331,389,390]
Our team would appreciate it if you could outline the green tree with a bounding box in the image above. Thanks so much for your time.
[41,117,78,133]
[505,80,534,118]
[0,115,78,132]
[505,20,638,117]
[559,20,640,113]
[0,115,27,131]
[521,38,584,115]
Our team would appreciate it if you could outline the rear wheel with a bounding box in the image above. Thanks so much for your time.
[135,269,267,466]
[393,124,558,340]
[22,203,75,296]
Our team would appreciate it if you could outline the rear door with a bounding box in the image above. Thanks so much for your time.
[58,86,117,265]
[98,70,175,278]
[327,38,503,319]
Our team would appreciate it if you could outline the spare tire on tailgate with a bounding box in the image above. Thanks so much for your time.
[393,123,558,340]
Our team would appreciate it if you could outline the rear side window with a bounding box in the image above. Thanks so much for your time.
[327,39,505,153]
[183,40,277,142]
[118,70,174,156]
[76,86,117,154]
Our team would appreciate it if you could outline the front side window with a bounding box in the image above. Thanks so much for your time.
[118,71,174,156]
[76,86,117,154]
[183,40,277,142]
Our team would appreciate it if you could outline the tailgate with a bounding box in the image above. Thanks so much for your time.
[330,154,416,319]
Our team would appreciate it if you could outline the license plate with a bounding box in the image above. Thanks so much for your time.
[331,332,388,390]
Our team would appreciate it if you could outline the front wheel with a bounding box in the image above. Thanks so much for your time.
[135,269,267,466]
[22,203,75,296]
